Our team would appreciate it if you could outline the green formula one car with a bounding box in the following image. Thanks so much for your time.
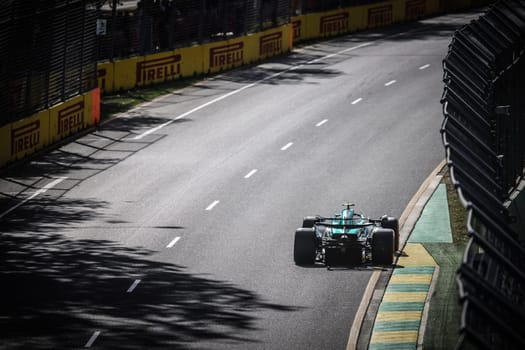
[294,203,399,266]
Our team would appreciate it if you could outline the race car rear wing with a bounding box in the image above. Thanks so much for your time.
[315,217,382,229]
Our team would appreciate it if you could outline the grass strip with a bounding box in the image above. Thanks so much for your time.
[422,171,468,349]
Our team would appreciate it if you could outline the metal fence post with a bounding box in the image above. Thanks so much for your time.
[110,0,117,61]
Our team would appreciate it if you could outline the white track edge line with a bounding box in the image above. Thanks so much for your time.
[166,236,181,248]
[85,331,101,348]
[0,177,68,219]
[132,42,373,140]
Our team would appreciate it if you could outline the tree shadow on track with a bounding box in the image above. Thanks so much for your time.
[0,197,298,350]
[0,114,176,215]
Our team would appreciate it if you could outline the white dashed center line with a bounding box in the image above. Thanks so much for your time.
[206,200,220,211]
[85,331,101,348]
[166,236,181,248]
[127,279,141,293]
[281,142,294,151]
[244,169,258,179]
[419,64,430,70]
[316,119,328,127]
[351,98,363,105]
[385,80,396,86]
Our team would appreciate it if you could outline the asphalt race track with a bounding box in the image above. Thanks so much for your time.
[0,11,481,350]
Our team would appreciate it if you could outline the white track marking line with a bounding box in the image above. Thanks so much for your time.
[166,236,181,248]
[127,279,141,293]
[419,64,430,70]
[310,42,373,63]
[351,98,363,105]
[132,42,373,140]
[385,80,396,86]
[244,169,258,179]
[316,119,328,127]
[206,200,220,211]
[132,81,276,140]
[281,142,294,151]
[85,331,101,348]
[0,177,67,220]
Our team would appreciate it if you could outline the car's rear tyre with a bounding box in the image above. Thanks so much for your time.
[381,216,399,251]
[302,216,320,228]
[372,228,395,265]
[294,228,317,265]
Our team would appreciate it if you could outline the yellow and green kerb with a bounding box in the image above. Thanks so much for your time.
[369,244,436,350]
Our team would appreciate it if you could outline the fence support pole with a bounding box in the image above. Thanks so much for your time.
[110,0,117,60]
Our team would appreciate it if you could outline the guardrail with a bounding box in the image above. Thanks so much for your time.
[441,1,525,348]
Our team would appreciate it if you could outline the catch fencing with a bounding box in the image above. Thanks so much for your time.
[96,0,291,60]
[0,0,445,127]
[0,0,98,128]
[441,0,525,348]
[95,0,387,61]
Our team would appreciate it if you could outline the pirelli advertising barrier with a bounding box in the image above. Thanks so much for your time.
[0,88,100,167]
[292,0,439,42]
[97,0,444,94]
[98,26,292,93]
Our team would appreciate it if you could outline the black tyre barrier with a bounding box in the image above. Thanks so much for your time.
[441,1,525,348]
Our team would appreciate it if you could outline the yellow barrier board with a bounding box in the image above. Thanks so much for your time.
[97,61,114,94]
[113,56,145,91]
[1,89,100,168]
[291,16,304,43]
[178,45,204,77]
[0,1,476,169]
[96,0,463,94]
[49,94,86,143]
[347,6,367,32]
[103,26,293,88]
[424,0,440,16]
[403,0,429,20]
[301,13,319,40]
[363,1,396,29]
[138,51,182,87]
[394,0,408,22]
[302,10,351,40]
[9,110,50,161]
[256,25,292,60]
[320,10,350,37]
[243,33,260,65]
[203,39,246,74]
[292,0,442,44]
[0,124,10,166]
[99,0,443,94]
